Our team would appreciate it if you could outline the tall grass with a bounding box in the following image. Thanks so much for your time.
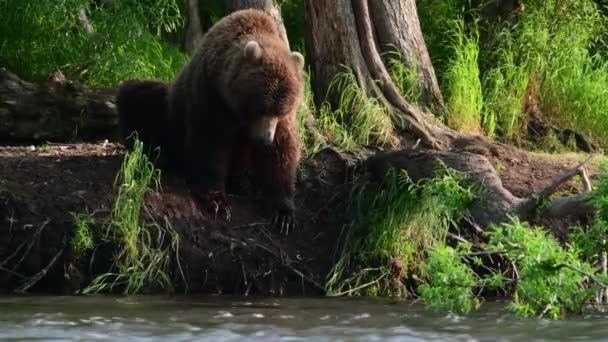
[482,0,608,144]
[0,0,187,86]
[326,165,474,297]
[82,137,182,295]
[315,71,397,151]
[418,0,608,147]
[385,49,423,105]
[443,19,484,133]
[481,50,529,140]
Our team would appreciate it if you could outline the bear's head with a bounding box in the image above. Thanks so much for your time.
[226,39,305,145]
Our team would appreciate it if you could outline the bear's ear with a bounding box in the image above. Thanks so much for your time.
[244,41,262,61]
[290,52,305,70]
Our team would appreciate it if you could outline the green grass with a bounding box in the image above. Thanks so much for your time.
[70,212,95,255]
[0,0,187,86]
[326,164,475,297]
[417,0,608,148]
[484,0,608,145]
[480,47,529,140]
[443,19,484,133]
[82,137,183,295]
[315,70,397,152]
[385,49,423,105]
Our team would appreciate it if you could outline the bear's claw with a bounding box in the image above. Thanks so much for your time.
[272,211,295,235]
[195,191,231,222]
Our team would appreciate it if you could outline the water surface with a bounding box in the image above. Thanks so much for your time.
[1,296,607,341]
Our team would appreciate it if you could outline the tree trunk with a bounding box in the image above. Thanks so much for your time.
[305,0,447,150]
[184,0,204,52]
[303,0,595,233]
[225,0,289,46]
[368,0,444,110]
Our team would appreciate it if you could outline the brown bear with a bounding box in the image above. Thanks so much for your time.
[167,9,305,234]
[117,9,305,234]
[115,79,171,167]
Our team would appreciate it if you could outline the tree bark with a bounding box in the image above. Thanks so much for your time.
[368,0,444,110]
[184,0,204,52]
[304,0,445,149]
[225,0,289,46]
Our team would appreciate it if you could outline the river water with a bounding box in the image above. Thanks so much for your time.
[1,296,607,341]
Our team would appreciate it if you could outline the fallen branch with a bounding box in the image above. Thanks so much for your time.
[366,148,597,232]
[517,156,595,220]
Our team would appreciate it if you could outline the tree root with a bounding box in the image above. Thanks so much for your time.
[15,235,66,294]
[351,0,444,150]
[366,148,598,233]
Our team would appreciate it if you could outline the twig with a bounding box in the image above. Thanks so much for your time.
[447,232,468,244]
[557,263,608,288]
[328,272,388,297]
[14,235,66,294]
[0,266,26,279]
[538,304,552,319]
[602,252,608,304]
[463,214,488,237]
[511,261,520,283]
[459,250,505,257]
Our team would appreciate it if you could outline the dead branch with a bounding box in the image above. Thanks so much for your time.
[517,156,594,220]
[537,156,593,198]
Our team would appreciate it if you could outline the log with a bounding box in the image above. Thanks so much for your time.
[0,69,118,143]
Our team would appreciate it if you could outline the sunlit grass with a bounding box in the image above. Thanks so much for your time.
[315,71,397,151]
[0,0,187,86]
[443,19,483,134]
[326,165,475,297]
[82,137,182,295]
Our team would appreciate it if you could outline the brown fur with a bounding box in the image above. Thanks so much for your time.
[116,79,170,166]
[166,9,305,221]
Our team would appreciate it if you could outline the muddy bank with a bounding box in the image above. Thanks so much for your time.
[0,140,597,295]
[0,142,355,295]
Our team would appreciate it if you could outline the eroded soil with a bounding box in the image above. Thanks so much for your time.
[0,141,350,295]
[0,139,600,295]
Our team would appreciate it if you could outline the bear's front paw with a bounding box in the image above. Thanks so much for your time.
[194,190,231,221]
[270,200,296,235]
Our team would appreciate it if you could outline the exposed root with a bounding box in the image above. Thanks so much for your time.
[367,148,598,234]
[350,0,444,150]
[0,220,48,271]
[14,235,66,293]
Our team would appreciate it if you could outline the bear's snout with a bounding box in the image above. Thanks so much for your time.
[251,116,279,145]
